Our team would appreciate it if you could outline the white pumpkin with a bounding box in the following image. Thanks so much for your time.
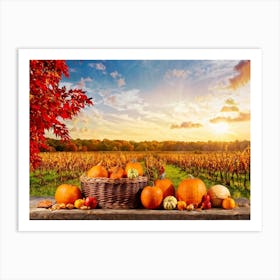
[207,185,231,207]
[163,196,177,210]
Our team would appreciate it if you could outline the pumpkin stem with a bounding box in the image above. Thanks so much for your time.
[186,174,194,179]
[96,160,103,166]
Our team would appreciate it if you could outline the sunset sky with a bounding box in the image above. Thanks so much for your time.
[54,59,250,142]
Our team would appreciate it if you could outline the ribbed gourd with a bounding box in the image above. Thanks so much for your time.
[163,196,178,210]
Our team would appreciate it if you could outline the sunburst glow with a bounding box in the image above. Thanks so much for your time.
[212,122,229,134]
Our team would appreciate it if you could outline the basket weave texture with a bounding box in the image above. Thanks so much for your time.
[80,174,148,209]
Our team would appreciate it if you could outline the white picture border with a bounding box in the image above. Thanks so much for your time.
[18,48,262,232]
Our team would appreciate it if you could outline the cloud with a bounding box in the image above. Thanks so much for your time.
[228,60,250,89]
[165,69,190,79]
[83,77,93,82]
[77,77,93,88]
[225,98,237,105]
[69,68,77,73]
[95,63,106,71]
[70,127,88,134]
[104,89,145,111]
[110,71,126,87]
[210,112,250,123]
[170,121,203,129]
[220,105,239,112]
[117,78,126,87]
[110,71,121,79]
[88,62,106,73]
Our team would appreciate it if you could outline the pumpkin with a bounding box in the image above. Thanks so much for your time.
[154,178,175,199]
[87,164,108,178]
[55,184,82,204]
[207,185,231,207]
[109,166,125,179]
[125,161,143,176]
[222,197,236,209]
[127,168,139,179]
[177,201,187,210]
[163,196,177,210]
[140,186,163,209]
[177,177,206,207]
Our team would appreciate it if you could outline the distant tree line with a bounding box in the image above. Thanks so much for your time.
[42,138,250,152]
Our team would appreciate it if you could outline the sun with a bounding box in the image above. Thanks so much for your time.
[212,122,229,134]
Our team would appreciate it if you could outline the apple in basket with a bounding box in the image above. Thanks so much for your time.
[84,196,98,209]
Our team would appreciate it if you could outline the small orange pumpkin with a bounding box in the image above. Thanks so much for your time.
[222,198,236,209]
[55,184,82,204]
[154,178,175,199]
[177,200,187,211]
[140,186,163,209]
[177,177,206,207]
[109,166,125,179]
[87,164,108,178]
[125,161,143,176]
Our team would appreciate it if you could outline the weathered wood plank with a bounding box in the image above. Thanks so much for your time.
[30,197,250,220]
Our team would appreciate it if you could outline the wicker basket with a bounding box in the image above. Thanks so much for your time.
[80,174,148,209]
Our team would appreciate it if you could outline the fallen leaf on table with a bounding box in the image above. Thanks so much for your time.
[37,200,53,208]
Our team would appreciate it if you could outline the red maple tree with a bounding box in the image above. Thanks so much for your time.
[30,60,93,169]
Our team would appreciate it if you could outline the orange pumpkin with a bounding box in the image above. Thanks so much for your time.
[177,201,187,210]
[140,186,163,209]
[125,161,143,176]
[154,178,175,199]
[55,184,82,204]
[222,198,236,209]
[177,177,206,207]
[109,166,125,179]
[87,164,108,178]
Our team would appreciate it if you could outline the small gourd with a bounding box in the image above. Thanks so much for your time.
[186,203,194,211]
[177,201,187,210]
[127,168,139,179]
[163,196,177,210]
[125,161,143,176]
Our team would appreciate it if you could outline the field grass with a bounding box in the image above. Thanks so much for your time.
[30,170,80,196]
[164,165,188,189]
[30,162,249,198]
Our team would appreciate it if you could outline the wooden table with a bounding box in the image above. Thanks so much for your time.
[30,197,250,220]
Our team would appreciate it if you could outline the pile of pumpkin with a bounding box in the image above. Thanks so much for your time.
[84,161,236,211]
[86,161,144,179]
[40,161,236,211]
[141,176,236,211]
